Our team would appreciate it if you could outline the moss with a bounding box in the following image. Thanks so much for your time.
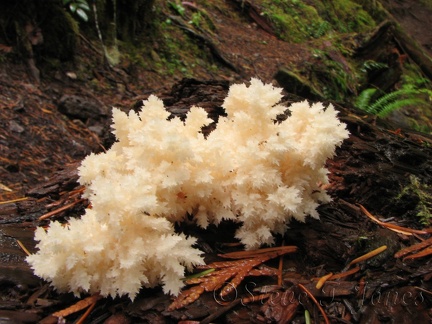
[314,0,375,33]
[396,175,432,226]
[260,0,375,43]
[420,0,432,11]
[261,0,328,43]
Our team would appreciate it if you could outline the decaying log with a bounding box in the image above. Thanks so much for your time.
[375,2,432,80]
[1,79,432,322]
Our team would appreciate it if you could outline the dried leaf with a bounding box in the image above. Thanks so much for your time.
[220,258,264,297]
[168,285,205,311]
[168,246,297,310]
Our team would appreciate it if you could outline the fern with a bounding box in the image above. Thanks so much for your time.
[360,60,388,73]
[355,88,377,110]
[376,98,426,117]
[355,85,432,118]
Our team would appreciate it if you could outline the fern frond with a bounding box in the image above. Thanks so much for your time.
[366,88,430,115]
[377,98,426,117]
[356,84,432,117]
[364,89,406,114]
[355,88,377,110]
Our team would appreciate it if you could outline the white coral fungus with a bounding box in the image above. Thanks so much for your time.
[27,78,349,299]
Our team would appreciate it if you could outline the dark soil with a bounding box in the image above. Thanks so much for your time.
[1,1,432,323]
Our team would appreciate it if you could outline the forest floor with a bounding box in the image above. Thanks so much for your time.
[1,1,432,323]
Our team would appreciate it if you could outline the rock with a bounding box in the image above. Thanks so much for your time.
[8,120,25,133]
[57,95,109,122]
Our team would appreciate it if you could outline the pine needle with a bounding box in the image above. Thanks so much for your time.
[16,239,31,256]
[298,283,330,324]
[38,199,85,220]
[358,204,432,235]
[394,236,432,258]
[402,247,432,260]
[183,268,215,280]
[0,197,28,205]
[76,299,98,324]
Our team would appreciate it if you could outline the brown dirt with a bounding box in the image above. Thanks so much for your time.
[1,1,432,323]
[0,0,314,200]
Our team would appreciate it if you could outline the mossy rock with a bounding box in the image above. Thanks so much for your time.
[274,68,324,100]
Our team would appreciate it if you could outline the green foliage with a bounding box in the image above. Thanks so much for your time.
[360,60,388,73]
[168,1,186,17]
[261,0,329,42]
[354,88,376,110]
[307,47,357,101]
[311,0,375,33]
[189,12,202,28]
[63,0,90,22]
[355,80,432,118]
[259,0,375,43]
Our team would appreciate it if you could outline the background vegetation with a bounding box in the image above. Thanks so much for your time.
[0,0,431,132]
